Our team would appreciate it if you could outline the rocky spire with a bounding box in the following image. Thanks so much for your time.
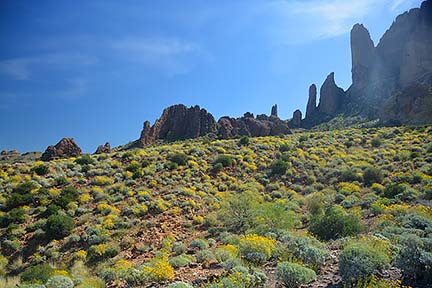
[306,84,317,118]
[290,109,302,128]
[318,72,345,116]
[351,24,375,88]
[271,104,278,117]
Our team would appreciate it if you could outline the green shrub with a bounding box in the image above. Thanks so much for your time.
[32,164,49,176]
[339,244,390,284]
[383,183,405,199]
[276,262,316,288]
[371,137,382,147]
[21,264,54,283]
[212,162,224,173]
[56,186,79,208]
[45,276,74,288]
[309,206,362,241]
[340,169,361,182]
[196,249,215,263]
[167,153,188,166]
[169,255,191,268]
[363,167,383,186]
[278,233,328,269]
[75,155,95,165]
[214,155,233,167]
[395,234,432,281]
[270,160,288,176]
[171,242,187,256]
[0,208,27,227]
[44,215,75,240]
[238,136,250,146]
[189,239,208,250]
[87,243,120,264]
[279,144,291,152]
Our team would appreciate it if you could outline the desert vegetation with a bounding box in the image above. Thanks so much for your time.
[0,126,431,287]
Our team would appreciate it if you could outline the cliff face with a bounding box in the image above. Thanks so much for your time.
[299,0,432,126]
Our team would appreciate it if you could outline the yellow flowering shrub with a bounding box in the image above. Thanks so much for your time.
[239,234,276,264]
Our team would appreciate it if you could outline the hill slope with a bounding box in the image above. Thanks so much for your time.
[1,126,432,287]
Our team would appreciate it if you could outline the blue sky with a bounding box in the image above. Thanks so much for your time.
[0,0,423,153]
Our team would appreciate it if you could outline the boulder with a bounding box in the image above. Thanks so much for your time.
[41,138,82,161]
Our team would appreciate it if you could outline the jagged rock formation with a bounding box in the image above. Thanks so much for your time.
[306,84,317,118]
[136,104,292,146]
[271,104,278,117]
[138,104,218,146]
[289,110,302,128]
[95,142,111,154]
[297,0,432,127]
[218,113,291,139]
[41,138,82,161]
[318,73,345,116]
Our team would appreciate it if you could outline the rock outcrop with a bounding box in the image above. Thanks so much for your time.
[218,113,291,139]
[41,138,82,161]
[139,104,218,146]
[306,84,317,118]
[271,104,278,117]
[317,72,345,116]
[95,142,111,154]
[289,110,302,128]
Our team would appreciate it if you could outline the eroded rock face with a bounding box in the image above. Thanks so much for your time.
[306,84,317,118]
[217,113,291,139]
[95,142,111,154]
[317,72,346,116]
[139,104,218,146]
[41,138,82,161]
[381,84,432,125]
[290,109,302,128]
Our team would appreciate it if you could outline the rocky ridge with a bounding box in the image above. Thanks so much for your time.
[137,104,291,147]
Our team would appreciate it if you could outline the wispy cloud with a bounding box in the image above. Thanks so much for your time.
[249,0,421,44]
[0,53,97,80]
[255,0,382,44]
[110,37,206,76]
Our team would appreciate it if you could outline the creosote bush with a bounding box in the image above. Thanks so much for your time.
[44,215,75,240]
[214,155,233,167]
[167,153,188,166]
[269,160,288,176]
[309,206,362,241]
